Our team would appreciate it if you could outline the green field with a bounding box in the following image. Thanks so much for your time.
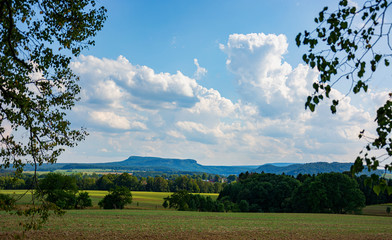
[1,210,392,239]
[0,190,218,210]
[1,190,392,239]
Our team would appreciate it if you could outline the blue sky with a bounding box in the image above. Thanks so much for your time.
[57,0,391,165]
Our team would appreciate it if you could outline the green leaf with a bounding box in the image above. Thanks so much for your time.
[339,0,348,6]
[325,85,331,98]
[364,178,372,187]
[313,82,319,92]
[373,185,381,196]
[387,186,392,196]
[309,103,315,112]
[330,105,336,114]
[313,96,319,104]
[296,33,301,47]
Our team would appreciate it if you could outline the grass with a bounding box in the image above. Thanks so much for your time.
[1,190,392,239]
[362,203,392,216]
[1,210,392,239]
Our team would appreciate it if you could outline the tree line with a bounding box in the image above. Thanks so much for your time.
[1,171,391,213]
[0,172,227,193]
[164,172,392,213]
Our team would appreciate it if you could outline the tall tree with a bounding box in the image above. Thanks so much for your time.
[0,0,106,173]
[296,0,392,192]
[0,0,106,229]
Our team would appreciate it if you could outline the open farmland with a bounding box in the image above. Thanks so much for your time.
[1,190,392,239]
[1,210,392,239]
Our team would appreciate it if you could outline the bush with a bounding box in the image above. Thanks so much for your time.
[76,192,92,209]
[0,193,15,211]
[99,186,132,209]
[239,200,249,212]
[39,173,79,209]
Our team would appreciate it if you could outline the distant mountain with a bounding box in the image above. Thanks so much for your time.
[255,162,383,176]
[27,156,260,175]
[24,156,383,176]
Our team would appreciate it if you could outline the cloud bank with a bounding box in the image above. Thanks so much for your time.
[63,33,382,165]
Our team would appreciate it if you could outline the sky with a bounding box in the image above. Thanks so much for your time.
[57,0,392,166]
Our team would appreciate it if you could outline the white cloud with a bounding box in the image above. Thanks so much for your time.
[89,111,146,130]
[221,33,316,117]
[62,33,384,165]
[193,58,207,80]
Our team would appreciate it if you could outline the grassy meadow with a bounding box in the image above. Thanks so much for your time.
[1,190,392,239]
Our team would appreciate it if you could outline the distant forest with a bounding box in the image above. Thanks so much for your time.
[1,171,391,207]
[0,172,229,194]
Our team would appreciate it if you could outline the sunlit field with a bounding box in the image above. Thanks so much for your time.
[0,190,218,210]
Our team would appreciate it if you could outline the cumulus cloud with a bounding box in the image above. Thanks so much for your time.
[63,33,383,165]
[89,111,147,130]
[220,33,316,117]
[193,58,207,80]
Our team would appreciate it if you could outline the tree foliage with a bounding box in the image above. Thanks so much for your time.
[0,0,106,173]
[219,173,300,212]
[292,173,365,214]
[75,191,92,209]
[0,0,106,229]
[98,186,132,209]
[296,0,392,185]
[0,193,15,211]
[163,190,222,212]
[38,172,93,209]
[217,172,365,214]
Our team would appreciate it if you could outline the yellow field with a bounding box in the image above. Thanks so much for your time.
[0,189,219,210]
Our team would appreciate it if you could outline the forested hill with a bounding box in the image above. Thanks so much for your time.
[24,156,383,176]
[256,162,382,176]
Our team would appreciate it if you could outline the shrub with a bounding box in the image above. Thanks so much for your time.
[0,193,15,211]
[99,186,132,209]
[76,192,92,209]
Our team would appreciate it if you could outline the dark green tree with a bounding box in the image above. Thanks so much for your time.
[98,186,132,209]
[163,190,191,211]
[239,200,249,212]
[39,173,78,209]
[113,172,139,190]
[292,173,365,214]
[219,173,300,212]
[296,0,392,192]
[75,191,92,209]
[291,177,327,213]
[318,173,365,213]
[162,199,169,209]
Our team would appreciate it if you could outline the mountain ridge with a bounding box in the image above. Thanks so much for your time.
[24,156,383,176]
